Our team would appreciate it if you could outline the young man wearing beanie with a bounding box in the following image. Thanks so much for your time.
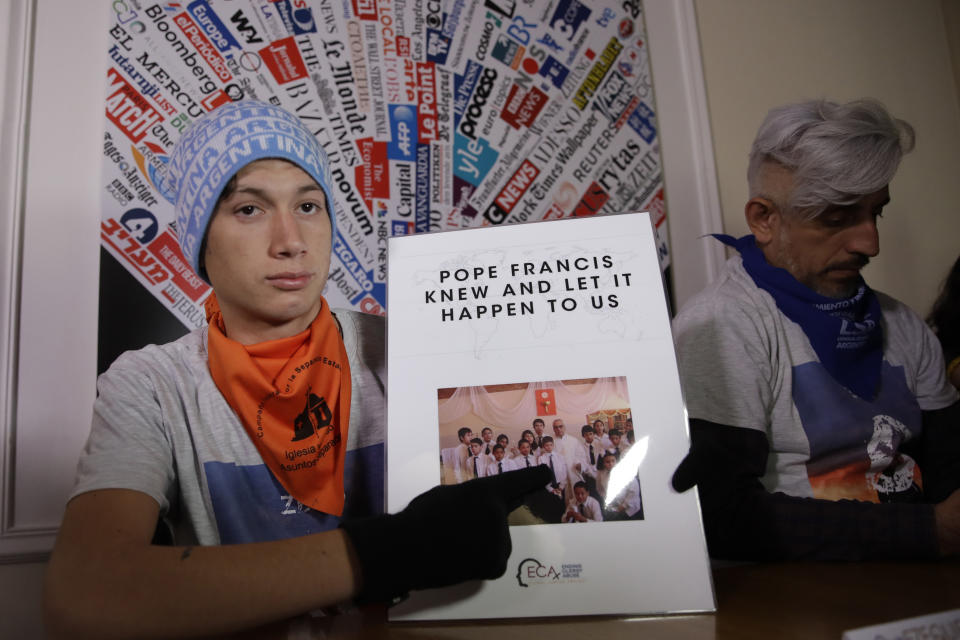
[44,101,549,638]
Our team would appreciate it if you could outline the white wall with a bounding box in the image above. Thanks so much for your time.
[0,0,108,636]
[694,0,960,316]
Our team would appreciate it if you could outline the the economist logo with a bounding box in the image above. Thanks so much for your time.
[354,138,389,212]
[260,36,308,84]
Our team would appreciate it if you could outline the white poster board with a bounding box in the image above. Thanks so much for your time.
[386,212,713,620]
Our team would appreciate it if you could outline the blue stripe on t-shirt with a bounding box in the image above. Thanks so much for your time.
[792,360,920,462]
[204,442,384,544]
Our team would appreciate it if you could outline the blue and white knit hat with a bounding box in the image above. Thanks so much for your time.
[158,100,336,283]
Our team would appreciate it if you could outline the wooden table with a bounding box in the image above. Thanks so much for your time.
[709,561,959,639]
[244,561,960,639]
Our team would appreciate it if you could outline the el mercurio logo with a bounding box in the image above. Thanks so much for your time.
[515,558,584,587]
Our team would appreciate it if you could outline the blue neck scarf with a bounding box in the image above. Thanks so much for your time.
[715,234,883,400]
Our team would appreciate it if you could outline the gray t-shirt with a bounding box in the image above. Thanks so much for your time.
[72,310,386,546]
[673,257,958,501]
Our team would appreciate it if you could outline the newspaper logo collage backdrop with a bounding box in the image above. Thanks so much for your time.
[101,0,669,330]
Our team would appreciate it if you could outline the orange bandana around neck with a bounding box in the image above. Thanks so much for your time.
[204,292,352,515]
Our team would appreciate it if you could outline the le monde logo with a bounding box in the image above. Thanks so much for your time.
[515,558,585,587]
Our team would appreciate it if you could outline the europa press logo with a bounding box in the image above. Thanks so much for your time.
[515,558,584,587]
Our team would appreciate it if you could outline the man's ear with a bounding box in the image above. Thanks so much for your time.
[744,197,779,245]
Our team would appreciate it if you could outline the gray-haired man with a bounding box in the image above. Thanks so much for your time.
[672,98,960,561]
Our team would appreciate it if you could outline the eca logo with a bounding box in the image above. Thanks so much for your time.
[515,558,560,587]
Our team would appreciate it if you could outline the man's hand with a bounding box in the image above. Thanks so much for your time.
[949,364,960,391]
[934,488,960,556]
[341,465,551,603]
[564,507,586,523]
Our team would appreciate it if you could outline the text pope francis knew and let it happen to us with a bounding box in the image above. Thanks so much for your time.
[422,254,636,322]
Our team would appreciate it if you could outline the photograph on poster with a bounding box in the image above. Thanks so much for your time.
[437,377,644,526]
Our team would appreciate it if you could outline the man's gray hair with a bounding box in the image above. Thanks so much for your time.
[747,98,915,218]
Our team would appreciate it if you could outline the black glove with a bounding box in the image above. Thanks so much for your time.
[341,465,551,603]
[671,446,700,493]
[671,419,771,494]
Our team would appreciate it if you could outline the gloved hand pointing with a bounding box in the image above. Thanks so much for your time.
[341,464,551,603]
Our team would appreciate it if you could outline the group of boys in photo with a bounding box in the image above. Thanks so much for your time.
[442,417,643,524]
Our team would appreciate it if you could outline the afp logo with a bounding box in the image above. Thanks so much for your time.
[387,105,417,161]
